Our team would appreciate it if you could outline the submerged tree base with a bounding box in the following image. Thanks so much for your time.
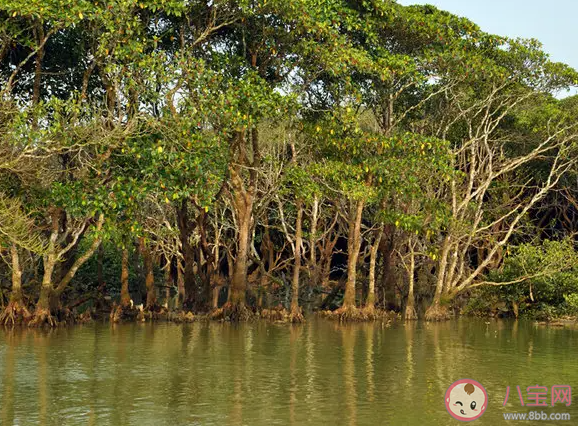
[260,306,305,323]
[288,307,305,323]
[0,301,31,326]
[424,303,451,322]
[321,305,396,323]
[210,302,254,322]
[110,303,140,323]
[28,308,58,327]
[169,311,196,323]
[404,305,418,321]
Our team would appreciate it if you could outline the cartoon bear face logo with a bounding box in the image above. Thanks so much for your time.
[445,379,488,422]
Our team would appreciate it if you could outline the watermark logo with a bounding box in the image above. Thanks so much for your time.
[445,379,488,422]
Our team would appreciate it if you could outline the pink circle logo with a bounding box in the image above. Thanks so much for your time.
[445,379,488,422]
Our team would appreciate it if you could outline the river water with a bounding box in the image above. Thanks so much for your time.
[0,319,576,425]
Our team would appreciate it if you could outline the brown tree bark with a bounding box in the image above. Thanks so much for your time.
[343,199,364,309]
[120,248,131,307]
[10,244,23,304]
[365,229,382,312]
[404,237,418,320]
[229,184,252,306]
[0,244,31,325]
[177,200,196,308]
[290,199,304,321]
[139,238,157,310]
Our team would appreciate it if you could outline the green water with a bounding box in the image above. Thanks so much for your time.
[0,319,576,425]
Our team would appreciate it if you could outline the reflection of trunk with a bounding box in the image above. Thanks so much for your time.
[366,230,382,309]
[291,199,303,316]
[342,327,357,426]
[140,238,156,309]
[120,248,131,307]
[343,200,364,309]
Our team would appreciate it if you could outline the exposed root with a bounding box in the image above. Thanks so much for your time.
[77,310,94,323]
[404,305,418,321]
[362,306,378,321]
[288,307,305,324]
[210,302,254,322]
[320,305,398,323]
[424,303,451,322]
[168,311,196,323]
[28,308,58,328]
[109,303,139,323]
[260,306,289,321]
[328,305,369,322]
[0,301,31,326]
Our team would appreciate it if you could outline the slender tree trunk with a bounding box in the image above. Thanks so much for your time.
[176,258,185,309]
[425,235,451,320]
[10,244,23,304]
[405,238,418,320]
[0,245,31,325]
[97,245,104,289]
[229,186,253,306]
[164,257,172,308]
[32,21,45,108]
[366,230,382,311]
[120,248,131,307]
[290,199,304,319]
[37,211,59,313]
[343,200,364,309]
[140,238,156,309]
[308,196,319,287]
[177,201,196,308]
[378,225,397,310]
[55,220,103,296]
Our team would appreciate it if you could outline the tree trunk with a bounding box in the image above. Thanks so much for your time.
[290,199,304,321]
[343,200,364,309]
[176,201,197,308]
[366,230,382,311]
[140,238,156,310]
[164,256,172,308]
[97,245,104,289]
[229,181,253,306]
[0,245,31,325]
[405,238,418,320]
[120,248,131,307]
[55,219,103,296]
[37,211,59,313]
[308,196,319,287]
[378,225,397,310]
[176,258,185,309]
[425,235,451,321]
[10,244,23,303]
